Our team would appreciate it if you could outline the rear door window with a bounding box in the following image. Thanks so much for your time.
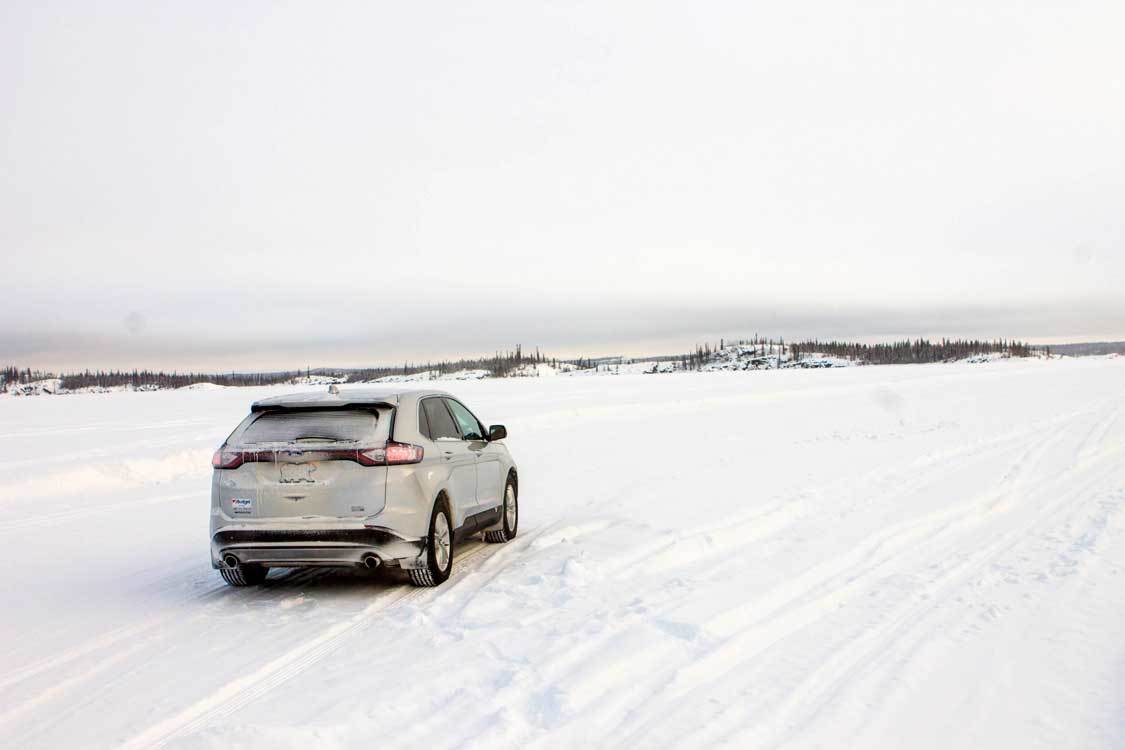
[444,399,485,441]
[239,410,377,445]
[421,398,461,440]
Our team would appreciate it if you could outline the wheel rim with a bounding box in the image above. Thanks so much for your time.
[505,484,517,530]
[434,511,451,570]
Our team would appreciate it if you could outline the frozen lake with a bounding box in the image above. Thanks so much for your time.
[1,356,1124,748]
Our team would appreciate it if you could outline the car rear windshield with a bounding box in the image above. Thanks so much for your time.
[238,410,378,445]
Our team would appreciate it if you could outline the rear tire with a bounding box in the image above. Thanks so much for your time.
[483,476,518,543]
[410,500,454,587]
[219,563,267,587]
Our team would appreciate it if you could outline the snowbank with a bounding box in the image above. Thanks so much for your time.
[509,362,577,377]
[700,343,853,371]
[961,352,1012,364]
[289,375,348,385]
[0,447,214,501]
[372,369,491,383]
[4,378,64,396]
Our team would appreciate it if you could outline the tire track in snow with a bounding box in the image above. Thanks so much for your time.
[0,640,152,733]
[2,564,401,740]
[1075,397,1123,465]
[0,490,206,533]
[601,407,1102,597]
[840,487,1125,747]
[714,407,1078,637]
[473,412,1108,746]
[121,541,499,749]
[515,404,1123,747]
[0,560,365,704]
[667,412,1125,748]
[612,410,1113,746]
[0,571,331,744]
[731,442,1125,750]
[0,576,230,694]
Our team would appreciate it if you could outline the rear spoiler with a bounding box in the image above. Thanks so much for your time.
[250,401,395,413]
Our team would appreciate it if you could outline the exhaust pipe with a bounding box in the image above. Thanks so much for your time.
[223,554,240,568]
[362,554,380,570]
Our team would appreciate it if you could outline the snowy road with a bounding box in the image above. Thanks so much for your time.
[2,357,1124,748]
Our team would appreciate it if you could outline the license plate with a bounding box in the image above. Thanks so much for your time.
[279,462,318,484]
[231,497,254,514]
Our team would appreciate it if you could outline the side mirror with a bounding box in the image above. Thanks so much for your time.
[488,424,507,441]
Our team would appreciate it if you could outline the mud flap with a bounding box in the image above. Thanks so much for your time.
[400,546,429,570]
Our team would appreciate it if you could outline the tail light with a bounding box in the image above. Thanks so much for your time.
[212,448,244,469]
[212,442,424,469]
[358,441,425,466]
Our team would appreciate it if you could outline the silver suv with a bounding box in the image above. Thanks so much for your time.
[209,388,518,587]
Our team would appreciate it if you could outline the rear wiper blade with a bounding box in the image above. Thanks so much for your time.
[241,438,359,447]
[293,436,358,443]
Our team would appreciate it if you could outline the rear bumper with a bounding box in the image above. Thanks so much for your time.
[211,525,427,570]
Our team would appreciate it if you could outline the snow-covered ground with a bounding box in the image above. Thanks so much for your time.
[1,357,1124,749]
[371,368,492,383]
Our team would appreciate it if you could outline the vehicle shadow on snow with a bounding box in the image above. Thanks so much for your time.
[267,566,406,589]
[204,567,409,607]
[201,540,493,603]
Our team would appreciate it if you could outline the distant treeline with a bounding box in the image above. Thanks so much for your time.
[1,366,54,385]
[2,364,301,390]
[1,338,1040,391]
[56,370,307,390]
[1037,341,1124,356]
[677,337,788,370]
[349,345,554,380]
[789,338,1034,364]
[3,346,554,391]
[664,336,1035,370]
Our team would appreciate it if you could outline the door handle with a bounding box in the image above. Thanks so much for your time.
[442,451,454,461]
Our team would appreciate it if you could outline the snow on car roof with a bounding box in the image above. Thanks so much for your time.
[251,387,450,411]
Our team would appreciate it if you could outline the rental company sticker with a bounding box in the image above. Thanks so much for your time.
[232,498,254,514]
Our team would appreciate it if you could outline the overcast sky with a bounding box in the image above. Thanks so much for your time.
[2,1,1123,371]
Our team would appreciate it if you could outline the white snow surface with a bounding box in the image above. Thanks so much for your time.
[288,375,348,386]
[509,362,578,377]
[2,357,1125,749]
[4,378,64,396]
[372,369,492,383]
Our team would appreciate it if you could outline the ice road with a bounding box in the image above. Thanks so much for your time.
[1,356,1124,749]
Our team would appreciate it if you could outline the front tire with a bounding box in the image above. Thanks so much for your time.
[219,563,267,587]
[484,477,518,543]
[410,500,454,587]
